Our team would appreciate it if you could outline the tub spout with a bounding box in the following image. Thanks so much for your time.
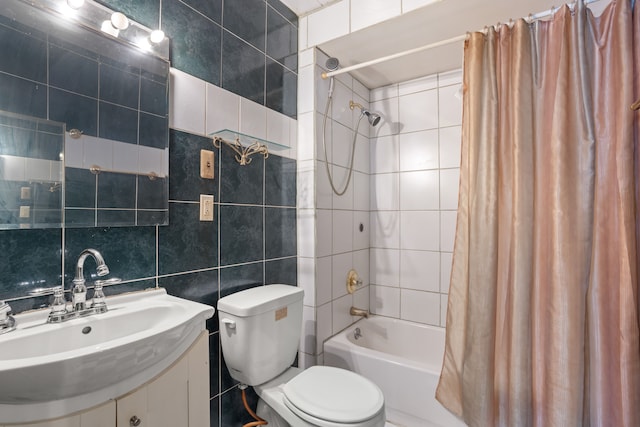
[350,306,369,318]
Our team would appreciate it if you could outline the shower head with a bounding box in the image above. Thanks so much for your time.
[349,101,381,127]
[364,110,381,126]
[325,57,339,71]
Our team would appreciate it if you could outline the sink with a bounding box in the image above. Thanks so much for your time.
[0,288,214,424]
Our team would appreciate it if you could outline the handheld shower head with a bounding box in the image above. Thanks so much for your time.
[349,101,381,127]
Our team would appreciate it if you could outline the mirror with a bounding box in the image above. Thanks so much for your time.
[0,0,170,229]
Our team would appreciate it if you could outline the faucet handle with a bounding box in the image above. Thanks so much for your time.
[91,280,107,311]
[50,287,67,315]
[0,301,16,334]
[0,301,11,322]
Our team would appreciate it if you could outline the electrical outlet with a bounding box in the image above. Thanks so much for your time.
[200,149,214,179]
[19,206,30,218]
[199,194,214,221]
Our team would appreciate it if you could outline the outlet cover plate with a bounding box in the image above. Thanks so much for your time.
[199,194,214,221]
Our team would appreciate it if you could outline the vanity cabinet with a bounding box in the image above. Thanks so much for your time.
[3,331,209,427]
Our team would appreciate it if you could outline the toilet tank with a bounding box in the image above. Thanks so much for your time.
[217,284,304,386]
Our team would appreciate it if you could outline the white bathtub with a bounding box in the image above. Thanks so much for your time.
[323,316,467,427]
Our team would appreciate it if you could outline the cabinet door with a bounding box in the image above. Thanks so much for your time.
[80,401,116,426]
[116,386,147,427]
[116,356,189,427]
[146,355,189,427]
[188,332,210,427]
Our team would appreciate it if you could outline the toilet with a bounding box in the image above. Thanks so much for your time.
[218,284,386,427]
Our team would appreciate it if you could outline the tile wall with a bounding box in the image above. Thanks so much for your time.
[369,69,462,327]
[98,0,298,119]
[297,48,372,367]
[0,1,298,426]
[297,49,461,366]
[299,0,438,49]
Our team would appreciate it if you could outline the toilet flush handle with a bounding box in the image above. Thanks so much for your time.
[221,318,236,330]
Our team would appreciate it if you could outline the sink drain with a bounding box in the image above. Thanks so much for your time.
[82,326,92,334]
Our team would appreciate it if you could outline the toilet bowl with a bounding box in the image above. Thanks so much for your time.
[217,285,386,427]
[255,366,385,427]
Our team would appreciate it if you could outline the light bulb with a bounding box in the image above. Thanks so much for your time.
[110,12,129,30]
[101,20,119,37]
[66,0,84,9]
[149,30,165,44]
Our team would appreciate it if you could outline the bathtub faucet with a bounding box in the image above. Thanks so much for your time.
[350,306,369,318]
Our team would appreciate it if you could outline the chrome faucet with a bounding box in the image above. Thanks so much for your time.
[350,306,369,318]
[29,248,114,323]
[72,248,110,311]
[0,301,16,334]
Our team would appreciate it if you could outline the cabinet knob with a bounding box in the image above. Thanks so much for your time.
[130,415,142,426]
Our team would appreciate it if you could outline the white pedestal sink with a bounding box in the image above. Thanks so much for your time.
[0,288,214,424]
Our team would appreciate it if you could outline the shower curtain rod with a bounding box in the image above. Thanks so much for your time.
[321,0,602,80]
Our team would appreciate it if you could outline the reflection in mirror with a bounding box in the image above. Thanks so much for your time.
[0,112,64,229]
[0,0,170,229]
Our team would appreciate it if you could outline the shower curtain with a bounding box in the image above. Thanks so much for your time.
[436,1,640,426]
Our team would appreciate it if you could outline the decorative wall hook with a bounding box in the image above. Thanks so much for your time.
[212,135,269,166]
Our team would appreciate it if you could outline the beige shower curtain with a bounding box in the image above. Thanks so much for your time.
[436,1,640,426]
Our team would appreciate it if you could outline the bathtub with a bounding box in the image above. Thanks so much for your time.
[323,316,467,427]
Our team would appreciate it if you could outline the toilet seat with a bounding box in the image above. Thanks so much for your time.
[282,366,384,426]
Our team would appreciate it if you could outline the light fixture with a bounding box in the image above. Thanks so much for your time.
[110,12,129,30]
[149,30,165,44]
[101,20,119,37]
[66,0,85,9]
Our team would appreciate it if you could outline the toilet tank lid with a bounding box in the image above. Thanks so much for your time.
[217,284,303,317]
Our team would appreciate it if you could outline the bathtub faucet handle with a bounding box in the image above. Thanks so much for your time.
[347,269,363,294]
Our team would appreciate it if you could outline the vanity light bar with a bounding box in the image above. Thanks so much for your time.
[20,0,169,60]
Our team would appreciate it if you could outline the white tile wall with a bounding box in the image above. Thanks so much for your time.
[400,249,439,292]
[438,84,463,127]
[370,285,400,317]
[301,305,316,354]
[398,89,439,133]
[316,209,333,256]
[440,294,448,327]
[297,209,316,257]
[399,129,439,172]
[440,210,457,252]
[402,0,441,13]
[350,0,401,32]
[297,51,463,363]
[332,252,352,299]
[398,74,437,96]
[370,210,400,248]
[205,83,239,134]
[400,289,440,325]
[316,302,332,352]
[371,135,399,174]
[400,210,439,251]
[332,209,353,254]
[316,256,332,305]
[440,168,460,210]
[370,248,400,286]
[307,1,350,46]
[439,126,462,168]
[371,173,399,211]
[239,99,267,140]
[332,293,353,334]
[400,170,439,211]
[170,69,205,135]
[298,257,316,306]
[368,69,462,327]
